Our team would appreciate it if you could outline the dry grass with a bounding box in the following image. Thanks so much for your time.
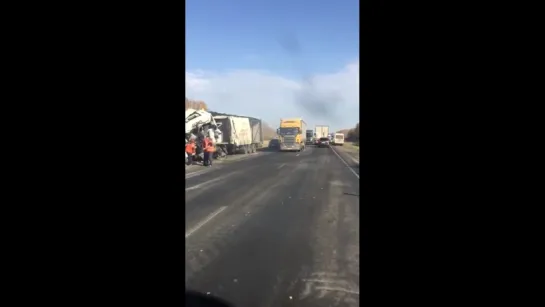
[337,141,360,163]
[342,141,360,153]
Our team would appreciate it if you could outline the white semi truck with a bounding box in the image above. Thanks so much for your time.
[315,125,330,139]
[185,108,263,161]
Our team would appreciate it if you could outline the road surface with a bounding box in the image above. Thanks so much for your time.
[185,145,360,307]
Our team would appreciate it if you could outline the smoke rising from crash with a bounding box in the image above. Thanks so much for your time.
[276,33,344,123]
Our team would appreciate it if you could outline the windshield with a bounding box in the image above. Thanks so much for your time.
[186,0,360,305]
[336,135,344,139]
[279,127,299,135]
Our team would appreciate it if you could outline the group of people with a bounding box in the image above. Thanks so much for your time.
[185,136,216,167]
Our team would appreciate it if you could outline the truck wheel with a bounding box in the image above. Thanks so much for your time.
[227,145,235,155]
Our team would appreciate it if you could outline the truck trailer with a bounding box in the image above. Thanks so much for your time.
[212,113,263,157]
[305,129,314,145]
[315,125,330,139]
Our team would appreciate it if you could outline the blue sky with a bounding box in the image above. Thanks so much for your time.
[186,0,360,132]
[186,0,359,76]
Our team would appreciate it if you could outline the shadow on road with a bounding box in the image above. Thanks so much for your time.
[186,290,234,307]
[257,147,280,152]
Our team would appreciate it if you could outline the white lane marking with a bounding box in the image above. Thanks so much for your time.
[296,153,300,156]
[330,146,360,179]
[186,171,240,191]
[185,206,227,238]
[277,163,286,169]
[315,286,359,295]
[185,169,210,179]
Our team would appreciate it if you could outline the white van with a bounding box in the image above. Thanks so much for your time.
[333,133,345,146]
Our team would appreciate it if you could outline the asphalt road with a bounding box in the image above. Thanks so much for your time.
[185,145,360,307]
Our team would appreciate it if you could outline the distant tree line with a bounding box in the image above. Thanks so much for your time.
[185,98,208,110]
[346,122,359,142]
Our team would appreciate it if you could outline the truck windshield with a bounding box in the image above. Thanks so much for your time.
[279,127,299,135]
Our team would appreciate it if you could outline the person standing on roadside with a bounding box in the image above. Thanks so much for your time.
[192,139,196,158]
[202,137,211,167]
[205,139,216,167]
[185,139,196,166]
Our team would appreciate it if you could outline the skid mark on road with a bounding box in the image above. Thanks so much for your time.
[287,165,359,307]
[300,276,360,298]
[185,167,298,284]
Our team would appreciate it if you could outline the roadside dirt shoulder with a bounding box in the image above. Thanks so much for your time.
[333,142,360,164]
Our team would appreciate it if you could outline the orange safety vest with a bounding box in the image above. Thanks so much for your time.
[202,138,210,149]
[206,144,215,153]
[185,143,195,154]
